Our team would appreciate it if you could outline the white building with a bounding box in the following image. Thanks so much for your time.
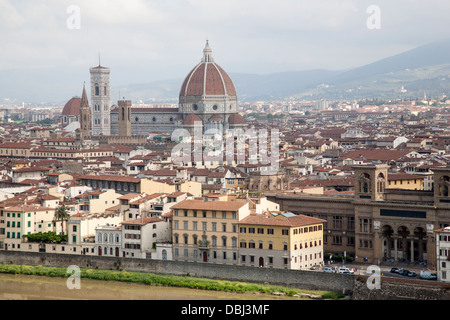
[95,224,122,257]
[435,226,450,283]
[90,63,111,136]
[121,217,171,259]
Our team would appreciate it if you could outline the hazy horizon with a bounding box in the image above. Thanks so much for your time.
[2,1,450,103]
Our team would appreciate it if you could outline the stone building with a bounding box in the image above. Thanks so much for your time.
[266,165,450,269]
[90,63,111,136]
[63,40,248,139]
[108,40,248,136]
[61,97,81,127]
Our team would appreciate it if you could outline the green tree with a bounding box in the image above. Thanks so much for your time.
[54,205,70,235]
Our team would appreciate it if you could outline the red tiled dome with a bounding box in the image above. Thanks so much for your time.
[228,113,247,125]
[182,114,203,126]
[209,115,223,122]
[179,41,236,97]
[62,97,81,116]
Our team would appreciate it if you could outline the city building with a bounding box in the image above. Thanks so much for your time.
[90,63,111,136]
[171,199,251,264]
[266,165,450,269]
[2,205,57,251]
[435,226,450,282]
[238,212,325,269]
[121,216,171,259]
[95,224,122,257]
[109,40,248,136]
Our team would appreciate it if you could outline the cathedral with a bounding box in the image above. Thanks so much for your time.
[62,40,248,138]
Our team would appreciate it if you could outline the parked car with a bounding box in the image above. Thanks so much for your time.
[338,267,354,274]
[399,269,410,276]
[407,271,417,277]
[390,267,400,273]
[420,271,437,280]
[323,267,336,273]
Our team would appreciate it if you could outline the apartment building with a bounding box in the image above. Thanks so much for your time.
[118,192,187,221]
[387,173,424,191]
[121,217,171,259]
[238,212,325,270]
[11,166,51,183]
[78,175,202,197]
[73,189,121,215]
[95,224,122,257]
[171,199,250,264]
[2,205,56,251]
[435,226,450,283]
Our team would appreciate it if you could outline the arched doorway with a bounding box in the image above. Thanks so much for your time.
[259,257,264,267]
[381,225,394,260]
[202,251,208,263]
[397,226,410,262]
[413,227,427,263]
[115,247,119,257]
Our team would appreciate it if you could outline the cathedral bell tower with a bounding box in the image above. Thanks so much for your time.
[90,59,111,136]
[118,99,132,137]
[79,83,91,139]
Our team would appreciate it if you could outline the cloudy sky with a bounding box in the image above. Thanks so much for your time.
[1,0,450,86]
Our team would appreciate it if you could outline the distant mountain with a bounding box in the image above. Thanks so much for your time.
[308,38,450,100]
[330,38,450,83]
[2,38,450,104]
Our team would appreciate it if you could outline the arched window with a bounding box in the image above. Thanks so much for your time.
[377,173,385,193]
[95,84,99,96]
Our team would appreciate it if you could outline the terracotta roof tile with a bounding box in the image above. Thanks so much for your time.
[239,213,326,227]
[171,199,248,211]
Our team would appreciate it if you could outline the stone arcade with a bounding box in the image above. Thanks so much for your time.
[266,165,450,269]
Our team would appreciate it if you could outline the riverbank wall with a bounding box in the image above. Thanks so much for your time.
[1,251,449,299]
[0,251,354,294]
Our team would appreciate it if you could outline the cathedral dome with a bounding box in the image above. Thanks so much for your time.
[182,113,203,126]
[62,97,81,116]
[179,41,236,98]
[228,113,247,126]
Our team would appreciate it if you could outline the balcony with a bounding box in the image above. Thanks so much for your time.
[198,240,210,249]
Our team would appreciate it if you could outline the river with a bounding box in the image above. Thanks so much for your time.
[0,273,304,300]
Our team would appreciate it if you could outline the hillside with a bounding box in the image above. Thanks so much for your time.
[2,38,450,104]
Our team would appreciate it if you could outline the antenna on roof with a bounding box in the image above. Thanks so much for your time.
[98,52,101,66]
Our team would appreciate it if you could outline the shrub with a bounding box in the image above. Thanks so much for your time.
[23,232,68,244]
